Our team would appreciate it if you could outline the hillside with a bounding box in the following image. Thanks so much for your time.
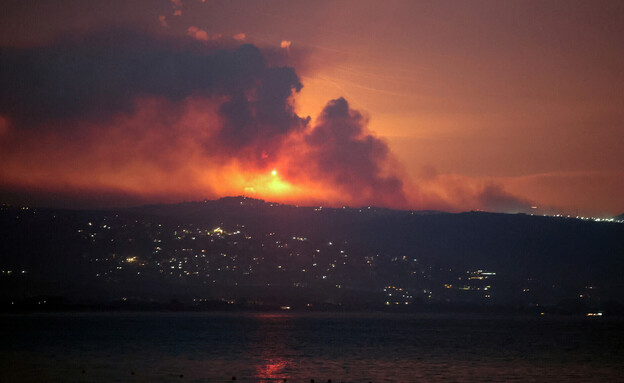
[1,197,623,313]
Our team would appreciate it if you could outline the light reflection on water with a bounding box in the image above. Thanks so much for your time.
[253,314,294,383]
[256,358,290,382]
[1,312,623,382]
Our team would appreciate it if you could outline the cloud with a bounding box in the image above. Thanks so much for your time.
[217,65,307,154]
[0,29,300,147]
[301,98,407,207]
[0,96,225,208]
[0,29,314,205]
[233,33,246,41]
[0,29,412,209]
[0,27,526,213]
[411,169,535,213]
[476,183,532,213]
[187,26,209,41]
[280,40,291,49]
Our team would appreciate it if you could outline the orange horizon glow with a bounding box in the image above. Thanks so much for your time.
[0,1,623,217]
[0,91,620,216]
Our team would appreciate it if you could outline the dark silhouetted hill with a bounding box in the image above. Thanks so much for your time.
[1,197,623,313]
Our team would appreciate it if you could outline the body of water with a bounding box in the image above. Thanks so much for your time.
[2,312,623,382]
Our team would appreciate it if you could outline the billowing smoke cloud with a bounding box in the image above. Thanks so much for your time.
[0,29,307,157]
[0,28,531,212]
[302,98,406,207]
[0,28,409,208]
[217,65,306,154]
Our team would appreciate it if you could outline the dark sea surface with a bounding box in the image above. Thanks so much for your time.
[1,312,623,383]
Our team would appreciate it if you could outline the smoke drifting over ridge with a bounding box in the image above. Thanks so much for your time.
[0,29,416,209]
[305,98,406,207]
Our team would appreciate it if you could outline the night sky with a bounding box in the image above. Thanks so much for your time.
[1,0,623,216]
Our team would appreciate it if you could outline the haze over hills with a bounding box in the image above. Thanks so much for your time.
[1,196,624,314]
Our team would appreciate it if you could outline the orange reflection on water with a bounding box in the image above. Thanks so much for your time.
[252,313,295,383]
[256,357,291,382]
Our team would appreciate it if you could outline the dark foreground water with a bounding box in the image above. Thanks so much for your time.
[1,312,623,382]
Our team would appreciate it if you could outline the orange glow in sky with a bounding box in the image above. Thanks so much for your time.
[0,1,623,216]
